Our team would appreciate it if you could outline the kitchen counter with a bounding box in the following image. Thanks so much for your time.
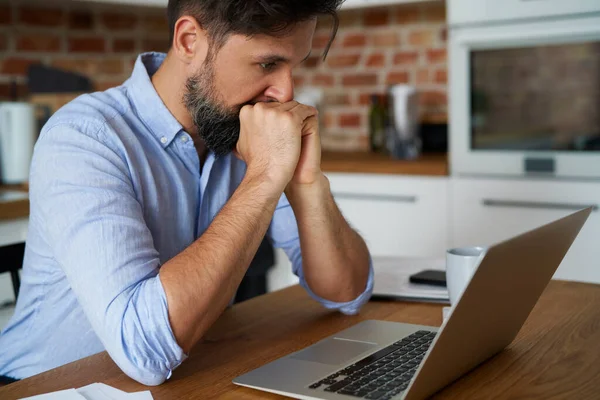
[321,152,448,176]
[0,185,29,221]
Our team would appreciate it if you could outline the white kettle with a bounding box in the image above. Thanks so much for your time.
[0,102,37,184]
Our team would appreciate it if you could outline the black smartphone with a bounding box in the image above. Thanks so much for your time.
[409,269,447,287]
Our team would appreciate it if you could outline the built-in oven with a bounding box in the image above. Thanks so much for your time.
[448,0,600,178]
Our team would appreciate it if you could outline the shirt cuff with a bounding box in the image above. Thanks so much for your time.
[298,258,374,315]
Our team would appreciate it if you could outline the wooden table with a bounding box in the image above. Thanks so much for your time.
[2,281,600,399]
[321,152,448,176]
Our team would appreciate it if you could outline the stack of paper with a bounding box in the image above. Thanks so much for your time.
[21,383,153,400]
[372,257,450,303]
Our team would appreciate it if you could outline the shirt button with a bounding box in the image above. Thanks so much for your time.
[181,136,188,143]
[160,137,167,144]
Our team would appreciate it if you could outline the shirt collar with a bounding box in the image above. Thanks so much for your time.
[126,52,183,148]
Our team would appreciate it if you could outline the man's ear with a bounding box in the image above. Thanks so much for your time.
[171,15,210,64]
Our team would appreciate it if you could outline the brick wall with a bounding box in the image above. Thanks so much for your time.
[0,0,448,152]
[299,3,448,151]
[0,0,169,99]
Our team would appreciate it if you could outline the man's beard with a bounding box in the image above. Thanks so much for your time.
[183,62,242,157]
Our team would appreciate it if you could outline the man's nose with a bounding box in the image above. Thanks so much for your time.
[263,69,294,103]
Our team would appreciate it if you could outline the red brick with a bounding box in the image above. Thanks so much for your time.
[1,58,42,76]
[427,49,447,63]
[366,53,385,67]
[423,4,446,23]
[0,32,7,51]
[312,73,335,87]
[324,93,351,106]
[396,7,421,24]
[68,37,106,53]
[101,13,138,30]
[408,30,435,47]
[343,33,367,48]
[340,113,362,128]
[0,5,11,25]
[96,59,124,75]
[113,38,136,53]
[371,32,400,47]
[141,38,170,53]
[293,76,306,87]
[52,59,91,75]
[364,10,389,26]
[324,112,337,129]
[434,68,447,84]
[16,34,61,53]
[19,7,64,27]
[68,11,94,30]
[343,74,378,86]
[327,54,361,68]
[143,14,169,33]
[358,93,373,106]
[416,69,429,84]
[387,71,410,85]
[312,34,331,50]
[419,90,447,108]
[394,51,419,65]
[338,10,363,28]
[0,82,28,101]
[303,56,320,69]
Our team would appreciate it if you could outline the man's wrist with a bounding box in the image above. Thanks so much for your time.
[285,173,330,210]
[242,168,287,202]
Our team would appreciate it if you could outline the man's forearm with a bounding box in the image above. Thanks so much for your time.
[159,173,282,353]
[286,174,370,303]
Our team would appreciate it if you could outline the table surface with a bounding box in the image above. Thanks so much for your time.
[321,152,448,176]
[2,280,600,400]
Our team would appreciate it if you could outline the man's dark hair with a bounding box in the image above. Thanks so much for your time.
[167,0,343,60]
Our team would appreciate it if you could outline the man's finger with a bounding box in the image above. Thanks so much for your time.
[290,104,318,123]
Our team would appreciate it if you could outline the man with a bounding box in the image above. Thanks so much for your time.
[0,0,373,386]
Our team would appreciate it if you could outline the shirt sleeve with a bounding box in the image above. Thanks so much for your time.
[267,194,374,315]
[29,123,186,386]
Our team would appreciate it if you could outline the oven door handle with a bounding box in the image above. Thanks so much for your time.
[334,193,418,203]
[482,199,598,212]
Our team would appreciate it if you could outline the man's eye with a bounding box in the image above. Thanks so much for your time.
[260,62,277,71]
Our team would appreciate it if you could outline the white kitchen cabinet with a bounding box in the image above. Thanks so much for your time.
[267,173,449,292]
[451,177,600,283]
[328,173,449,258]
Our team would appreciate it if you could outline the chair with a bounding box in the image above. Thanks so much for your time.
[0,242,25,300]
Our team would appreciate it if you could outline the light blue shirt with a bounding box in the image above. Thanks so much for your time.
[0,53,374,385]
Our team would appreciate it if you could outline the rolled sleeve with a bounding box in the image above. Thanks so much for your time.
[31,123,186,385]
[267,195,374,315]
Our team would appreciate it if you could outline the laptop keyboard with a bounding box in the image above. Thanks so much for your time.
[308,330,435,399]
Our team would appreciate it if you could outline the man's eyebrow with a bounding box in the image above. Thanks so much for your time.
[254,51,312,64]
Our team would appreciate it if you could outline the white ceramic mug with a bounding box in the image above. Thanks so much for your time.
[446,246,487,306]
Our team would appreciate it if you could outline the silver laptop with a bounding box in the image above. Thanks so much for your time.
[234,208,592,399]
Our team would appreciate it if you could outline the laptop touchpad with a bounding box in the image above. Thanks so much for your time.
[291,338,377,366]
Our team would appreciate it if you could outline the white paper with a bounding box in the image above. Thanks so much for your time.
[23,383,153,400]
[77,383,153,400]
[77,383,119,400]
[373,257,449,302]
[21,389,87,400]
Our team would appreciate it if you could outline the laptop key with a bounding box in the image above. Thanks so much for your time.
[338,389,371,397]
[324,378,352,392]
[365,390,389,399]
[308,382,321,389]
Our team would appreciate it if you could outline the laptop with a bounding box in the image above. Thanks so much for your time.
[233,207,592,399]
